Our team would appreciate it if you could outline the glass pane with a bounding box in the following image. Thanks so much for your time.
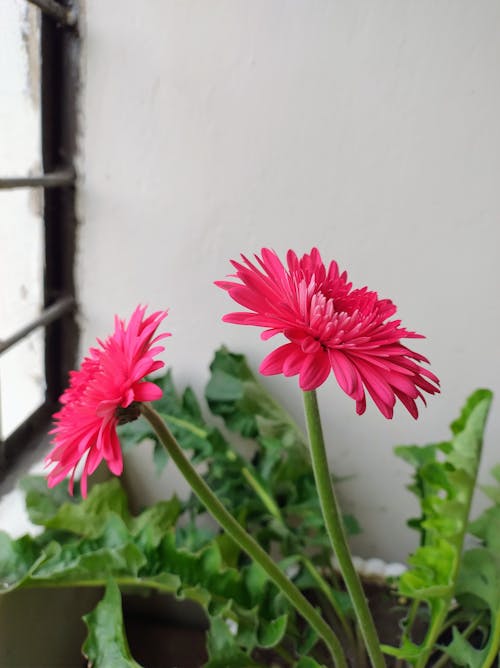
[0,1,44,440]
[0,0,41,176]
[0,329,45,440]
[0,190,44,340]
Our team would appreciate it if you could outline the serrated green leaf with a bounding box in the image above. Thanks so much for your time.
[206,347,308,455]
[205,616,259,668]
[31,521,147,584]
[11,353,364,668]
[117,418,156,450]
[296,658,327,668]
[20,475,77,525]
[131,497,182,548]
[438,626,485,667]
[380,638,422,661]
[469,506,500,552]
[450,389,493,436]
[182,386,204,422]
[82,580,143,668]
[399,540,455,599]
[456,548,500,613]
[394,443,448,469]
[392,390,493,664]
[257,613,288,648]
[30,478,130,538]
[296,625,320,656]
[0,532,59,592]
[215,532,241,568]
[152,440,169,474]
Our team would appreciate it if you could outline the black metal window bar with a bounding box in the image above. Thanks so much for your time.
[0,0,79,478]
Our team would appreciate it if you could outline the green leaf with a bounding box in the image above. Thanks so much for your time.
[205,616,261,668]
[392,389,493,663]
[152,440,169,474]
[438,626,485,668]
[0,532,59,592]
[11,355,363,667]
[296,658,328,668]
[257,613,288,648]
[206,347,308,455]
[394,443,450,469]
[399,540,456,599]
[380,638,423,661]
[469,505,500,553]
[31,518,147,584]
[131,497,182,549]
[479,461,500,505]
[450,389,493,436]
[20,475,77,526]
[82,580,143,668]
[456,548,500,614]
[26,477,131,538]
[296,625,320,656]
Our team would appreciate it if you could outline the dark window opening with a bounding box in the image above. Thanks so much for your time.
[0,0,79,479]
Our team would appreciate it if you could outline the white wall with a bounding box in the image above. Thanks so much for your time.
[80,1,500,562]
[0,1,44,439]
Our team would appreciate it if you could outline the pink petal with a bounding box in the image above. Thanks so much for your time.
[329,350,363,400]
[133,381,163,402]
[260,343,298,376]
[216,248,439,417]
[46,306,169,495]
[298,351,331,391]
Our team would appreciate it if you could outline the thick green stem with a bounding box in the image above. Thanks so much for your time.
[302,390,386,668]
[140,403,347,668]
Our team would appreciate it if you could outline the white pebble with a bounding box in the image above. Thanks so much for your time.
[384,562,407,578]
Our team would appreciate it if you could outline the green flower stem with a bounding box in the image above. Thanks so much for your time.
[140,402,348,668]
[158,412,209,439]
[241,461,356,648]
[302,390,386,668]
[301,556,355,644]
[241,466,283,520]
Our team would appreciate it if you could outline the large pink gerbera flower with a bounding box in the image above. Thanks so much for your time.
[45,306,170,496]
[216,248,439,419]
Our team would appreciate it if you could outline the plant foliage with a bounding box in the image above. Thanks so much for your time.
[0,347,361,667]
[0,349,497,668]
[383,389,495,666]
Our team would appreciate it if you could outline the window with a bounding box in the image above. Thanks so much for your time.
[0,0,79,479]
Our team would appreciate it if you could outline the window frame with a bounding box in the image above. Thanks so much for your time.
[0,0,79,478]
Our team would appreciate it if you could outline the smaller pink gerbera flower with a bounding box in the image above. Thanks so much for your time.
[45,306,170,496]
[216,248,440,419]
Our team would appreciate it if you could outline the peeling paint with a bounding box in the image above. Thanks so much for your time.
[21,4,40,109]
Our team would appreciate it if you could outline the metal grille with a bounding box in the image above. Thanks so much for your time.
[0,0,79,477]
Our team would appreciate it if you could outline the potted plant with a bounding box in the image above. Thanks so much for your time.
[0,249,498,667]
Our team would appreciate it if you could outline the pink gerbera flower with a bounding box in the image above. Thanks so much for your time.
[216,248,439,419]
[45,306,170,496]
